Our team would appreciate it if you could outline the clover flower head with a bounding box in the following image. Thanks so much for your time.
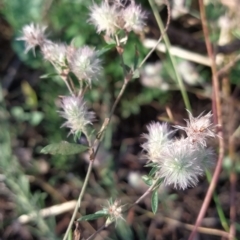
[18,23,47,53]
[122,2,147,32]
[104,199,124,225]
[41,41,68,72]
[157,139,204,190]
[68,46,102,85]
[59,96,95,135]
[89,2,120,36]
[142,122,174,161]
[196,147,215,170]
[175,111,216,147]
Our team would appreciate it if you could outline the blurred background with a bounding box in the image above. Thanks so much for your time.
[1,0,240,239]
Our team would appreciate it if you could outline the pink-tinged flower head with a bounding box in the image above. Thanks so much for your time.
[59,96,95,135]
[142,122,174,162]
[68,46,102,85]
[175,111,216,147]
[122,2,147,32]
[18,23,47,53]
[104,199,124,225]
[89,2,120,36]
[41,41,68,72]
[157,139,204,190]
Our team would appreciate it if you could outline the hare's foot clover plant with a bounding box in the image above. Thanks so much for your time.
[17,0,217,238]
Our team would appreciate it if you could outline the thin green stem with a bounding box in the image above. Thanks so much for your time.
[205,170,229,232]
[148,0,191,111]
[63,161,94,240]
[139,0,171,69]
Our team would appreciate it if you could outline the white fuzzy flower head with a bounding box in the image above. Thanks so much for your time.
[18,23,47,53]
[89,2,120,36]
[176,111,216,147]
[41,41,68,72]
[196,147,215,170]
[104,199,124,225]
[68,46,102,85]
[157,139,204,190]
[142,122,173,162]
[122,2,147,32]
[59,96,95,135]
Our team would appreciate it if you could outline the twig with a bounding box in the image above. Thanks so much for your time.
[148,0,191,111]
[229,127,237,239]
[142,40,211,66]
[217,53,240,77]
[18,200,77,224]
[138,0,171,69]
[188,1,224,239]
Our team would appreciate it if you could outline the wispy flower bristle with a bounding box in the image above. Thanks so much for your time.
[18,23,47,53]
[89,1,146,36]
[141,122,174,161]
[142,111,217,190]
[59,96,95,135]
[68,46,102,85]
[175,111,216,147]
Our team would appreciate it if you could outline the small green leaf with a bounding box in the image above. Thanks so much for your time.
[40,73,58,79]
[151,190,159,214]
[40,141,88,155]
[142,175,153,186]
[132,69,140,79]
[149,167,158,177]
[77,212,108,222]
[98,43,116,56]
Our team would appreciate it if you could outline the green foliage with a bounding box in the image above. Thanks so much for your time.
[77,210,108,222]
[41,141,88,155]
[151,190,158,214]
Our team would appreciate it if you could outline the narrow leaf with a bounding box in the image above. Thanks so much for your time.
[98,43,116,56]
[40,141,88,155]
[142,175,153,186]
[149,167,158,177]
[40,73,58,79]
[151,190,159,214]
[77,213,108,222]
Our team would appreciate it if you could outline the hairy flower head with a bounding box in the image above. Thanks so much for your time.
[41,41,68,72]
[18,23,47,53]
[175,111,216,147]
[104,199,124,225]
[89,2,120,36]
[142,122,174,162]
[59,96,95,135]
[157,139,204,190]
[196,147,215,170]
[68,46,102,85]
[122,2,147,32]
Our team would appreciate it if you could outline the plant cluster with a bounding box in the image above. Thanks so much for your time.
[16,0,218,239]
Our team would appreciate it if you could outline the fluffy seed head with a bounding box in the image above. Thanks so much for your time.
[18,23,47,53]
[157,139,204,190]
[41,41,68,72]
[142,122,173,162]
[122,2,147,32]
[175,111,216,147]
[68,46,102,85]
[89,2,120,36]
[59,96,95,135]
